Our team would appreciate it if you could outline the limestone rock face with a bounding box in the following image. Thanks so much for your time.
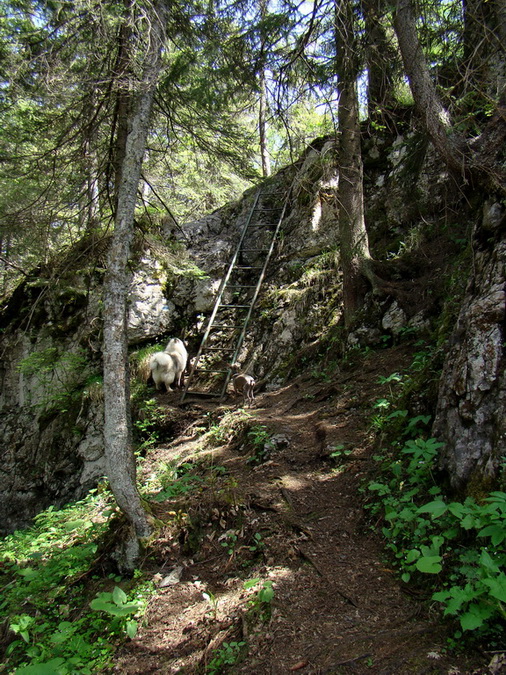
[433,206,506,488]
[128,260,175,343]
[1,130,496,533]
[381,301,407,336]
[0,253,195,534]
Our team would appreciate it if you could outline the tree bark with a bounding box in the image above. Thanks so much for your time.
[363,0,396,124]
[335,0,371,327]
[259,70,271,177]
[338,80,371,326]
[393,0,468,176]
[102,0,167,572]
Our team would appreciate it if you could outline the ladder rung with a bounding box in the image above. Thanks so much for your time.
[226,285,256,289]
[184,391,221,398]
[212,324,243,329]
[219,304,250,309]
[205,347,235,351]
[236,265,263,270]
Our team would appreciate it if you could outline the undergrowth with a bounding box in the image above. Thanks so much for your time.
[0,491,154,674]
[204,580,274,673]
[363,344,506,647]
[203,409,253,447]
[0,435,273,673]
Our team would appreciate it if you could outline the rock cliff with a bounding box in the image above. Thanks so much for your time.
[1,126,500,533]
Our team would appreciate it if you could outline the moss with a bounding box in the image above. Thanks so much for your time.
[434,246,473,345]
[465,471,499,503]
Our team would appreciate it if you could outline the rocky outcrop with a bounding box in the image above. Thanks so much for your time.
[0,128,479,533]
[0,270,104,533]
[433,201,506,489]
[0,245,218,534]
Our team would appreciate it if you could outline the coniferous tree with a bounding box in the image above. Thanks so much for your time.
[102,0,168,571]
[393,0,506,187]
[335,0,371,326]
[363,0,398,125]
[258,0,272,177]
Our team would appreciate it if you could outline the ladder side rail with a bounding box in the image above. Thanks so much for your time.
[218,194,291,399]
[181,190,261,401]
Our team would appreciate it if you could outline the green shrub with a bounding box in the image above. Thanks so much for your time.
[0,493,154,674]
[206,640,246,673]
[365,433,506,637]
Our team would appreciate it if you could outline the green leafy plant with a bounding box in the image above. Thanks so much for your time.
[329,444,352,461]
[206,640,246,674]
[246,424,274,465]
[328,444,353,473]
[244,578,275,623]
[370,407,408,433]
[133,398,168,452]
[220,530,239,556]
[365,431,506,637]
[150,461,203,502]
[249,532,265,554]
[373,398,391,411]
[376,372,403,386]
[0,493,155,674]
[89,587,141,639]
[205,410,252,447]
[202,590,219,620]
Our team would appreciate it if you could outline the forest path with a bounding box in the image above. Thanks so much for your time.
[113,345,486,675]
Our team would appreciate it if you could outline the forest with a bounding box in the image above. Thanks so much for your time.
[0,0,505,672]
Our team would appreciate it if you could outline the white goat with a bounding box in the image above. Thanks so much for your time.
[164,338,188,388]
[149,338,188,392]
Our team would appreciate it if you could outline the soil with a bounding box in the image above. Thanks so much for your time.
[112,345,496,675]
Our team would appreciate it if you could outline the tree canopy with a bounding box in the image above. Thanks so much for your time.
[1,0,503,288]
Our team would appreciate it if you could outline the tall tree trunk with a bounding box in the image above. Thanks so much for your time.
[102,0,167,573]
[363,0,396,124]
[338,81,371,326]
[259,70,271,177]
[111,5,133,207]
[335,0,371,327]
[258,0,271,177]
[393,0,467,175]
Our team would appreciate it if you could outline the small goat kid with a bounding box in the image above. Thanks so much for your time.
[232,371,256,407]
[149,338,188,392]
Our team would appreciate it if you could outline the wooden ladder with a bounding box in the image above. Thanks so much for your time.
[181,186,289,402]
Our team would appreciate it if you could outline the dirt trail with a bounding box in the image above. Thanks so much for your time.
[113,345,487,675]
